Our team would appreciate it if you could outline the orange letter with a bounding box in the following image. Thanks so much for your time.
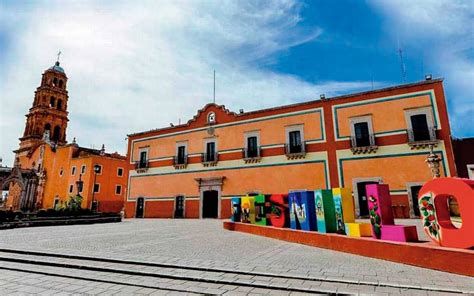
[418,178,474,249]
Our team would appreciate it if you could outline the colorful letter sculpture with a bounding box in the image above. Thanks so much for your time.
[332,188,371,237]
[367,184,418,242]
[289,191,317,231]
[231,197,241,222]
[240,196,255,224]
[269,194,289,228]
[254,194,271,226]
[418,178,474,249]
[314,189,337,233]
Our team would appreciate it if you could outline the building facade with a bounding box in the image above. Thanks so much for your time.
[125,79,456,219]
[452,137,474,180]
[3,61,127,213]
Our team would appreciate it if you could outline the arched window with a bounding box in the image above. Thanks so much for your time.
[50,96,56,108]
[52,126,61,142]
[57,99,62,110]
[44,123,51,136]
[59,80,64,88]
[53,77,58,86]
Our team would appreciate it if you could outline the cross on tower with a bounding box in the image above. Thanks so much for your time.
[56,51,62,62]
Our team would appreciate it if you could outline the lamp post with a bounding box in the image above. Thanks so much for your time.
[76,174,84,196]
[91,164,101,212]
[425,144,441,178]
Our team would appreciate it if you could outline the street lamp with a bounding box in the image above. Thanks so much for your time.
[91,164,101,212]
[76,174,84,196]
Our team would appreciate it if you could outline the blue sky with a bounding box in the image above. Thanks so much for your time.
[0,0,473,166]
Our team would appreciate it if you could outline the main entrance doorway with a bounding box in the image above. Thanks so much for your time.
[136,197,144,218]
[174,196,185,218]
[202,190,218,218]
[355,180,379,217]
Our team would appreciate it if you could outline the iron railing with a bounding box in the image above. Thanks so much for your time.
[285,142,306,155]
[407,127,437,143]
[172,154,188,166]
[350,133,375,148]
[201,152,218,164]
[135,160,149,169]
[242,147,261,159]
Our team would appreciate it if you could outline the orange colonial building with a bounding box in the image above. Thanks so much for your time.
[125,78,456,219]
[3,61,127,213]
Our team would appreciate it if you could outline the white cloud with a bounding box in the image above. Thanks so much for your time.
[370,0,474,137]
[0,0,376,166]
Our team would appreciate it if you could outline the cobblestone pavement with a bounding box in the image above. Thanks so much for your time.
[0,219,472,295]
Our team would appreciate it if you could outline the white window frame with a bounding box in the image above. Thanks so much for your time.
[203,138,218,155]
[468,164,474,180]
[138,147,149,163]
[352,177,383,217]
[285,124,305,152]
[176,141,188,157]
[115,185,122,195]
[244,131,260,149]
[117,167,124,177]
[174,195,186,218]
[93,183,100,193]
[71,166,76,176]
[404,107,436,141]
[406,182,424,218]
[244,131,261,158]
[81,165,86,175]
[349,115,375,147]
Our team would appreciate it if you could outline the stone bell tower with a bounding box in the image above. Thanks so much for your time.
[17,59,69,153]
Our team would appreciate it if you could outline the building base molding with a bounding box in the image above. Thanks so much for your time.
[224,221,474,277]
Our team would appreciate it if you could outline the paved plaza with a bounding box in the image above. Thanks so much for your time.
[0,219,472,295]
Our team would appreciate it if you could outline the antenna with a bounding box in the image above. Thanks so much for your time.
[213,69,216,104]
[397,38,407,83]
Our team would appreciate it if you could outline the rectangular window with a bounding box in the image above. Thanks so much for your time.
[139,150,148,168]
[93,183,100,193]
[247,136,258,158]
[117,168,123,177]
[289,130,302,153]
[177,146,186,164]
[115,185,122,195]
[81,165,86,174]
[69,184,74,193]
[354,122,371,147]
[410,114,430,141]
[206,142,216,162]
[71,166,76,176]
[53,198,59,208]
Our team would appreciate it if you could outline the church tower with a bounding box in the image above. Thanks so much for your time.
[18,60,69,153]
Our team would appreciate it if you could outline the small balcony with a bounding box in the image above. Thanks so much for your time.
[242,147,262,163]
[172,155,188,169]
[285,142,306,160]
[350,134,378,154]
[135,160,149,173]
[407,127,438,149]
[201,152,218,167]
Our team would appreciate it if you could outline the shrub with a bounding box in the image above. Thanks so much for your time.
[0,210,6,223]
[14,211,23,220]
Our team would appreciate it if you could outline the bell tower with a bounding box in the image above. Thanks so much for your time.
[18,59,69,152]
